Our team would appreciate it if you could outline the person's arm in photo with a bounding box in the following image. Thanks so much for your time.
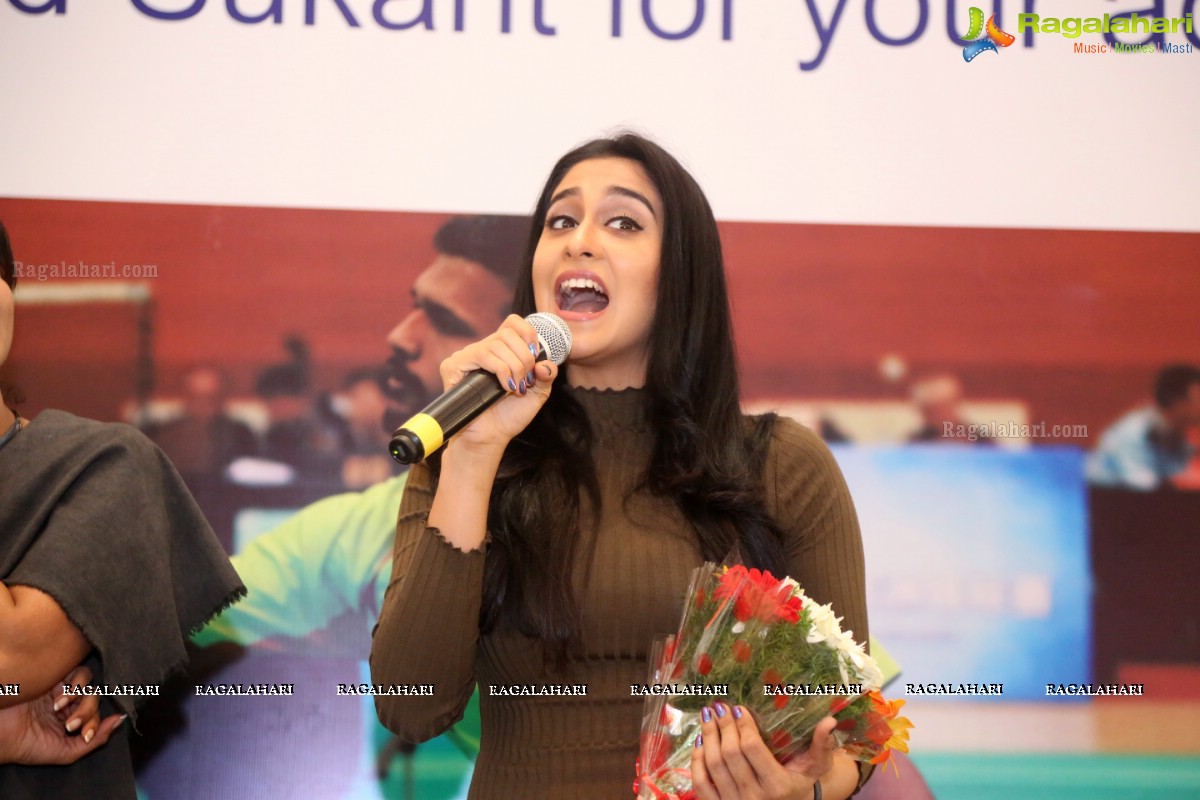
[192,475,407,648]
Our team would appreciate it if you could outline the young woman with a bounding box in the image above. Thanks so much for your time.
[371,133,870,799]
[0,221,245,797]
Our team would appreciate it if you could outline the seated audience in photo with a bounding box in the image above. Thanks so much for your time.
[818,416,851,444]
[1086,363,1200,491]
[255,337,342,482]
[328,367,391,456]
[322,366,395,489]
[144,366,258,479]
[907,373,991,445]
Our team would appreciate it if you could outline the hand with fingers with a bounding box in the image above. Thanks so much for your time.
[0,665,128,765]
[437,314,559,454]
[691,703,845,800]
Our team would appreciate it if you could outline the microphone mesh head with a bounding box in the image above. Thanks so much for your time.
[527,312,572,365]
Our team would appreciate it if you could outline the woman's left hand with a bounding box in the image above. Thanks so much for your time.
[691,702,837,800]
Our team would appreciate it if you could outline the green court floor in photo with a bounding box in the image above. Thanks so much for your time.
[911,753,1200,800]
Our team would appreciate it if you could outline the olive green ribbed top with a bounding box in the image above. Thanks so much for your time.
[370,387,868,799]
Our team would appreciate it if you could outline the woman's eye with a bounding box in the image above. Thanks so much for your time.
[547,215,576,230]
[608,216,643,232]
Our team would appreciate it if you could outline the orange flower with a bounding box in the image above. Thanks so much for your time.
[868,690,905,718]
[862,691,913,774]
[697,653,713,676]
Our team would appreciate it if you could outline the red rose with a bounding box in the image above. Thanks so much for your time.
[716,566,801,624]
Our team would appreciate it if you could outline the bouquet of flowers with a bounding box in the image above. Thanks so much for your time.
[634,563,912,799]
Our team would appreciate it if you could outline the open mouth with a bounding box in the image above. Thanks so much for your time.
[555,274,609,314]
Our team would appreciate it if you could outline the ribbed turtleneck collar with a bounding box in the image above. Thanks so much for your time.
[564,384,651,436]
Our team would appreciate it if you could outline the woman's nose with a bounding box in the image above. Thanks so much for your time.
[565,222,598,259]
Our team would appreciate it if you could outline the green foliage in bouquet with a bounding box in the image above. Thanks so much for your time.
[635,564,912,799]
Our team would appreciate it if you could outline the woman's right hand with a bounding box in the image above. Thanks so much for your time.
[438,314,559,455]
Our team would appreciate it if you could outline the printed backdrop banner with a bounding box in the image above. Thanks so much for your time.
[1,0,1198,231]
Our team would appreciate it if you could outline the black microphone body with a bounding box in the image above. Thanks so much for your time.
[389,313,571,464]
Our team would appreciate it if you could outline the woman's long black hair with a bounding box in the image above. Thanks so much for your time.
[441,133,787,664]
[1,220,15,291]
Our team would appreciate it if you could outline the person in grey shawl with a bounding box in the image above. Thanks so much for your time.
[0,220,245,798]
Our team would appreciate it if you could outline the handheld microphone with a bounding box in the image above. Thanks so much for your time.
[389,312,572,464]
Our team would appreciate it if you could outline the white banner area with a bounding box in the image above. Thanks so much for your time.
[1,0,1197,231]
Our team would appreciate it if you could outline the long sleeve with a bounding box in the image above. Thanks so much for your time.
[766,417,874,792]
[369,461,486,742]
[767,417,869,652]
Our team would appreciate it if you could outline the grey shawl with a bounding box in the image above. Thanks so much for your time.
[0,410,244,798]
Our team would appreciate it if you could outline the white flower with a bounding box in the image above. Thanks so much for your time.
[835,630,862,664]
[731,621,745,635]
[859,656,885,692]
[833,630,884,690]
[806,602,843,645]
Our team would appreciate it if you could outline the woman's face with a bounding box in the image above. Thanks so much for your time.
[532,157,663,389]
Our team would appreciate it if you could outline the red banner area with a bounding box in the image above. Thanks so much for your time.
[1,198,1196,439]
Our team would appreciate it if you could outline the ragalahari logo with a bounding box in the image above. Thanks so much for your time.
[961,7,1015,61]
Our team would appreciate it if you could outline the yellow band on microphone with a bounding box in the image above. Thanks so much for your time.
[404,413,444,457]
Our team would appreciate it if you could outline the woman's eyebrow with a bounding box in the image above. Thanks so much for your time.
[608,186,658,219]
[547,185,658,220]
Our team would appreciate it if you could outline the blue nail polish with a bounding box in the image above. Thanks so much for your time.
[701,707,712,723]
[695,734,703,748]
[527,371,535,385]
[733,705,743,720]
[507,378,516,392]
[529,342,538,357]
[715,703,726,718]
[518,380,526,395]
